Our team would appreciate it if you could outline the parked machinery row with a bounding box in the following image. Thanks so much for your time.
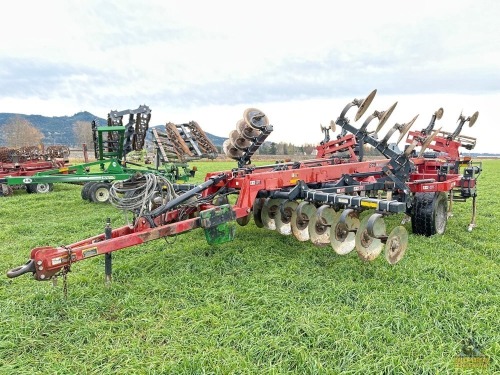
[7,90,481,284]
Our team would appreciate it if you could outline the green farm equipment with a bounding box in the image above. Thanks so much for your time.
[0,106,218,202]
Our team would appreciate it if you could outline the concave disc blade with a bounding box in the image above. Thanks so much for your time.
[375,102,398,134]
[261,198,281,230]
[243,108,269,130]
[331,209,360,255]
[291,201,317,242]
[237,118,261,140]
[355,214,383,261]
[435,107,444,120]
[396,114,419,144]
[385,226,408,264]
[309,205,339,247]
[355,89,377,121]
[418,128,440,157]
[468,111,479,127]
[223,139,244,159]
[236,215,251,226]
[275,200,298,235]
[230,129,252,150]
[253,198,266,228]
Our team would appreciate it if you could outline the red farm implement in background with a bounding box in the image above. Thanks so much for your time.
[0,145,69,195]
[7,90,481,285]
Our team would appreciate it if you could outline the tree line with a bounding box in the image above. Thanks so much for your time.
[0,116,93,148]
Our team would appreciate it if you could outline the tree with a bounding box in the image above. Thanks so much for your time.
[269,142,277,155]
[1,116,44,148]
[73,120,94,148]
[303,143,315,155]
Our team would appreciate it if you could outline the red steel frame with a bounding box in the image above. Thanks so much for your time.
[18,152,473,281]
[8,112,480,282]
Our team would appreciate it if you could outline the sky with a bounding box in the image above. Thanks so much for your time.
[1,0,499,153]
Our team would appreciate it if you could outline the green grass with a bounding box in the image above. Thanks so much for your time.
[0,159,498,374]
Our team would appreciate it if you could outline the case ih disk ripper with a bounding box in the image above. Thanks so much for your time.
[7,90,481,284]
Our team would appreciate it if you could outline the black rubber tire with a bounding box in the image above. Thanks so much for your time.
[26,184,36,194]
[81,182,95,201]
[27,183,54,194]
[411,192,448,236]
[89,182,111,203]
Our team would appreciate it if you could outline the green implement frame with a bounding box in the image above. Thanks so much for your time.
[0,115,191,198]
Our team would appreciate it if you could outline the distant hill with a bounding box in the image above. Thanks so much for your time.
[0,112,227,148]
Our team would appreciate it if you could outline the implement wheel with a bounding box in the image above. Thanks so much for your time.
[411,192,448,236]
[81,182,95,201]
[26,183,54,194]
[89,182,111,203]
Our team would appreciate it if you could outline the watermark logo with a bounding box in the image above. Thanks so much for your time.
[454,337,490,369]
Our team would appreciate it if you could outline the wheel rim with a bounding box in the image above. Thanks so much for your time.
[36,183,51,193]
[435,197,447,234]
[94,187,110,202]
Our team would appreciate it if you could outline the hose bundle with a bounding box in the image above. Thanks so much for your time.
[109,173,178,218]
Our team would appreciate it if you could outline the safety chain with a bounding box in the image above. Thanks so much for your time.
[60,245,73,299]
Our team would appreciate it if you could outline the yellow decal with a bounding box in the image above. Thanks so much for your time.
[361,201,378,208]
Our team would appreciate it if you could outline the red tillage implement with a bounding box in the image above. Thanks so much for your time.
[7,90,481,284]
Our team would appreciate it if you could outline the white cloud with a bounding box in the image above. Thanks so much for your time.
[0,0,499,152]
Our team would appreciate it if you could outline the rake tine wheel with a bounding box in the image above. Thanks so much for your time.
[355,213,385,261]
[275,200,298,235]
[330,209,360,255]
[309,205,340,246]
[291,202,317,242]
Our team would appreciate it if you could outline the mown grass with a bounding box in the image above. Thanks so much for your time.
[0,159,498,374]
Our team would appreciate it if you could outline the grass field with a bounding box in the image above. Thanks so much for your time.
[1,159,498,374]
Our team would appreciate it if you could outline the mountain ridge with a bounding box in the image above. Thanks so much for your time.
[0,112,227,148]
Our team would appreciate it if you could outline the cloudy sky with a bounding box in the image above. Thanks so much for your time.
[1,0,498,153]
